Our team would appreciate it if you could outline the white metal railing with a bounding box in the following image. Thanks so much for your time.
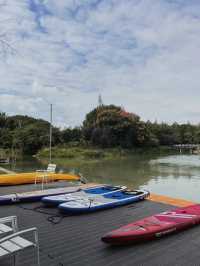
[35,164,57,189]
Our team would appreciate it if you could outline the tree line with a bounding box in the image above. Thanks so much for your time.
[1,105,200,155]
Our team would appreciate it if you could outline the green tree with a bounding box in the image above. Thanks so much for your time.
[83,105,143,148]
[61,127,82,143]
[0,112,7,128]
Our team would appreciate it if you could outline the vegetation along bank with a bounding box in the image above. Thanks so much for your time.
[0,104,200,158]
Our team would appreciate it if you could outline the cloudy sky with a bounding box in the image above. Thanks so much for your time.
[0,0,200,127]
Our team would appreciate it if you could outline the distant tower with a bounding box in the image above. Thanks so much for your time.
[98,94,103,106]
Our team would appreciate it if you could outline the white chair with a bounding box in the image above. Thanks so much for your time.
[0,227,40,266]
[0,216,18,236]
[35,164,57,189]
[36,164,56,174]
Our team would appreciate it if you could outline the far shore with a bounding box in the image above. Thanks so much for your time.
[36,145,177,162]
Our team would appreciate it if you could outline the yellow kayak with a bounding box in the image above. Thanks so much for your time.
[0,172,80,186]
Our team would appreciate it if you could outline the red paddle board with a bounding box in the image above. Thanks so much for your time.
[102,204,200,245]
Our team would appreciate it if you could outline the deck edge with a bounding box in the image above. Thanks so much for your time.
[148,193,196,207]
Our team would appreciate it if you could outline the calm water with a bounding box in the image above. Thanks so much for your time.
[4,152,200,202]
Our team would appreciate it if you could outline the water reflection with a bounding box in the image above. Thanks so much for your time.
[144,154,200,202]
[2,153,200,202]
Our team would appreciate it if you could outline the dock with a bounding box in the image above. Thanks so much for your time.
[149,193,195,207]
[173,144,200,153]
[0,183,199,266]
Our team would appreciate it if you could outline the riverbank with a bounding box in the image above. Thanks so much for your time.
[37,145,174,161]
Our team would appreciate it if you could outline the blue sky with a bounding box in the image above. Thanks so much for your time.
[0,0,200,127]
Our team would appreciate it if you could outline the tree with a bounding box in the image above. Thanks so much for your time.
[61,127,82,143]
[0,112,6,128]
[0,113,58,155]
[12,123,49,154]
[83,105,143,148]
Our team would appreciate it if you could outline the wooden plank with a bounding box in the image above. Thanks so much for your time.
[149,193,196,207]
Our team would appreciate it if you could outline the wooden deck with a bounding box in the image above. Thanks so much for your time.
[0,183,199,266]
[149,193,195,207]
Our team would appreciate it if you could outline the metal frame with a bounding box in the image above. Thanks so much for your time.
[0,216,18,233]
[35,163,57,189]
[0,227,40,266]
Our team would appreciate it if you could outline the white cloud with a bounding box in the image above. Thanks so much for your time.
[0,0,200,126]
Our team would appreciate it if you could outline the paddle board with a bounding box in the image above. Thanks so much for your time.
[0,184,97,204]
[59,190,149,214]
[42,185,127,206]
[102,204,200,245]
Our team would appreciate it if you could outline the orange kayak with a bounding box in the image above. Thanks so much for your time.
[0,172,80,186]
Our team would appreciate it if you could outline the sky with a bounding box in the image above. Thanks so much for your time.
[0,0,200,127]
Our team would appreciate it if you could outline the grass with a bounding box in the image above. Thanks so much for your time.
[37,146,126,161]
[37,144,174,162]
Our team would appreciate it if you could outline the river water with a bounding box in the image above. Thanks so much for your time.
[4,152,200,202]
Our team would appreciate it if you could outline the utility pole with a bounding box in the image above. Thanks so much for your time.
[49,103,52,163]
[98,94,103,106]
